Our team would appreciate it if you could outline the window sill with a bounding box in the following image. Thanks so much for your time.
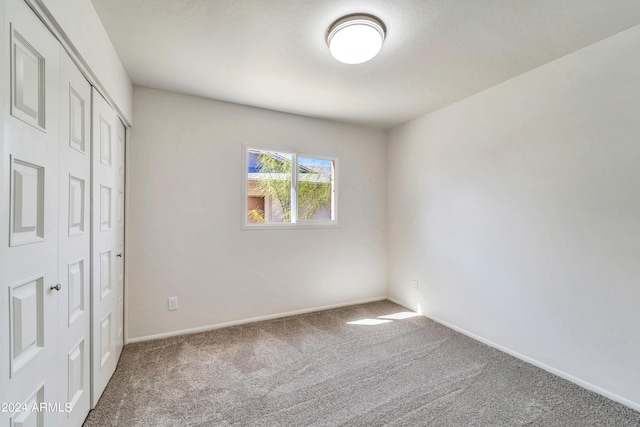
[242,221,340,231]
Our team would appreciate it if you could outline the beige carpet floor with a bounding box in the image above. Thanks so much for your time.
[84,300,640,426]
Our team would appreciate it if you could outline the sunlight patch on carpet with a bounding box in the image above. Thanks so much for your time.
[378,311,422,320]
[346,318,393,326]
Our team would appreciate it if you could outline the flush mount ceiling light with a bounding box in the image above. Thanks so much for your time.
[327,14,386,65]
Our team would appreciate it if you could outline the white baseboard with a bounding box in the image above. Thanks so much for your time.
[386,296,416,312]
[127,296,387,344]
[387,296,640,412]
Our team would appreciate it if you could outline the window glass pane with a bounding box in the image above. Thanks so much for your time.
[247,150,292,223]
[298,157,334,221]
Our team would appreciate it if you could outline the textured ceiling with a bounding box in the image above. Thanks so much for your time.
[91,0,640,129]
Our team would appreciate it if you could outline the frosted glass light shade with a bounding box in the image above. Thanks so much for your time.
[327,15,386,65]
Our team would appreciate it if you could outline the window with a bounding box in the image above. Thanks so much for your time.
[244,148,337,227]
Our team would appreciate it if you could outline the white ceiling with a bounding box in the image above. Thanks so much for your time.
[91,0,640,129]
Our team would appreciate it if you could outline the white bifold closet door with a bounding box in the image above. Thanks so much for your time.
[2,0,62,425]
[2,0,92,425]
[58,50,93,426]
[91,88,125,407]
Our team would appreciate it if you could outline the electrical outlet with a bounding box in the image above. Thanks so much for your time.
[168,296,178,311]
[412,280,419,290]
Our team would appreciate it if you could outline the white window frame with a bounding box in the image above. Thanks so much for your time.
[242,145,339,230]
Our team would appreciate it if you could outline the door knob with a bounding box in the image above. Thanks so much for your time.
[116,253,122,258]
[50,284,62,291]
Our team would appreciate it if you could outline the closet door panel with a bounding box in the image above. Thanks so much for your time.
[115,120,125,359]
[3,0,61,424]
[58,51,92,427]
[91,88,122,407]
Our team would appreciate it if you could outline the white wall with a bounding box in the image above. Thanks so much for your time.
[128,87,387,340]
[39,0,132,123]
[387,24,640,408]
